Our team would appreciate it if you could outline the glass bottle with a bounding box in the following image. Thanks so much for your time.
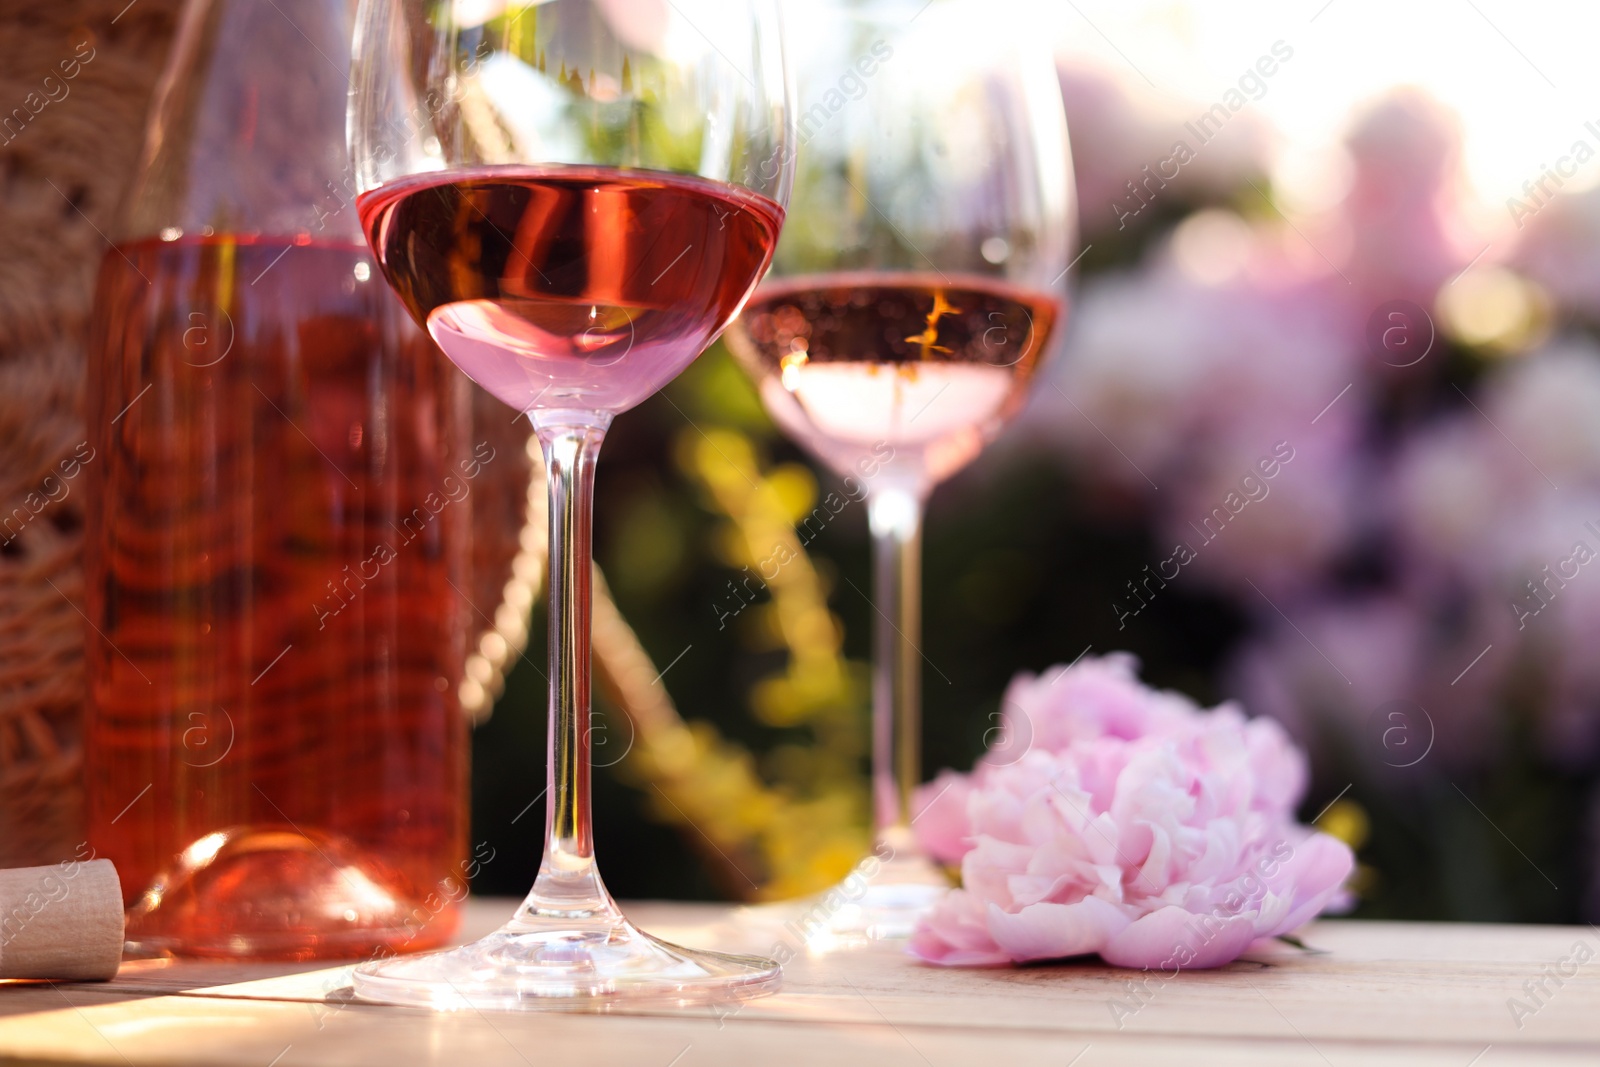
[83,0,473,959]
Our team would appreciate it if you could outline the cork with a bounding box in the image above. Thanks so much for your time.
[0,858,124,981]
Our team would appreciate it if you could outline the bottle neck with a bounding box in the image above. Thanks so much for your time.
[120,0,362,244]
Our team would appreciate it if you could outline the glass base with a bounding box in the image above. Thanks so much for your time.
[823,882,948,942]
[738,836,950,948]
[816,844,950,942]
[352,900,782,1010]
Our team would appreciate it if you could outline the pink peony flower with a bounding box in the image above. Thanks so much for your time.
[909,654,1353,969]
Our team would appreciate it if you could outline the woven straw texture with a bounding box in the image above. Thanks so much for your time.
[0,1,187,867]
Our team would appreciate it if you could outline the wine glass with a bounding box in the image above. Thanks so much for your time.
[348,0,793,1007]
[725,0,1075,939]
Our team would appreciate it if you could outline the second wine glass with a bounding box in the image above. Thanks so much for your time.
[726,0,1076,939]
[348,0,794,1007]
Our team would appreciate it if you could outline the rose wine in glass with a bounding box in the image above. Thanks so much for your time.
[725,0,1076,940]
[348,0,794,1007]
[733,273,1061,486]
[358,166,784,413]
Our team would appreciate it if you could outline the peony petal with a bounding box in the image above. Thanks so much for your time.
[1250,888,1294,936]
[1261,832,1356,937]
[1186,817,1245,885]
[1244,715,1308,816]
[1137,822,1173,889]
[985,896,1134,962]
[913,771,977,865]
[1100,904,1260,970]
[908,891,1012,967]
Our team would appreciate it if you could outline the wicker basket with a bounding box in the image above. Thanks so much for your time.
[0,1,178,867]
[0,1,540,868]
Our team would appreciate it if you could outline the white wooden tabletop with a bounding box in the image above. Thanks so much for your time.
[1,898,1596,1065]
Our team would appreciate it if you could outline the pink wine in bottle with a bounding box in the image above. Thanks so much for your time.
[86,235,471,959]
[358,165,785,415]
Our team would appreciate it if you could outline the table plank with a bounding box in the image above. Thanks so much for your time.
[1,983,1593,1067]
[1,899,1596,1066]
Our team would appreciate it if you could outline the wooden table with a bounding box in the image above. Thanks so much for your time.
[1,899,1596,1065]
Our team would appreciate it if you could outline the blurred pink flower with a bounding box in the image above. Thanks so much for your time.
[1026,87,1492,609]
[1161,421,1361,598]
[1035,259,1362,597]
[1339,89,1477,308]
[1379,337,1600,764]
[1058,64,1270,239]
[1226,591,1511,772]
[1045,266,1356,476]
[1517,188,1600,318]
[910,655,1351,968]
[1222,338,1600,774]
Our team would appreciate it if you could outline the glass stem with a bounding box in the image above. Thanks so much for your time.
[524,416,614,923]
[868,486,926,850]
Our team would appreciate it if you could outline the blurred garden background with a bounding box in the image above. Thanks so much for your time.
[470,0,1600,926]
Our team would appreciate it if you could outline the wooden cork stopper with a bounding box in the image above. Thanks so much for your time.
[0,858,124,981]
